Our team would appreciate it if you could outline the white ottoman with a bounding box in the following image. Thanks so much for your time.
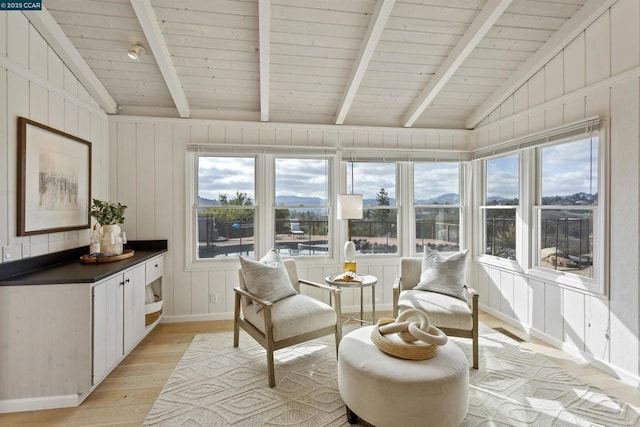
[338,326,469,427]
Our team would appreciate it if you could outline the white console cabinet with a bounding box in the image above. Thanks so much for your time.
[0,249,166,413]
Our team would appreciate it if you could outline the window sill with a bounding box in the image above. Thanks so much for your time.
[476,254,523,273]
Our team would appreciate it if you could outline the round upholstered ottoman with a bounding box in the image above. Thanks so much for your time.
[338,326,469,427]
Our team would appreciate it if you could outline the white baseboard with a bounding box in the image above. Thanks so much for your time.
[0,394,80,414]
[480,304,640,388]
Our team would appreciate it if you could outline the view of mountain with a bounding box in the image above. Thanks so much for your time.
[199,192,596,208]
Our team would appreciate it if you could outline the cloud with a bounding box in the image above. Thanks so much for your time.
[414,163,459,200]
[198,157,255,200]
[275,158,328,198]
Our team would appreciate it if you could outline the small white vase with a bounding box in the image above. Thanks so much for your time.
[100,224,122,255]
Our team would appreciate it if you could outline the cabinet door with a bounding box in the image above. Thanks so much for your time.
[123,264,146,353]
[93,276,124,384]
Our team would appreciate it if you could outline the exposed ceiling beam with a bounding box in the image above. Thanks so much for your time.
[403,0,512,128]
[465,0,617,129]
[24,7,118,114]
[335,0,396,125]
[130,0,190,118]
[259,0,270,122]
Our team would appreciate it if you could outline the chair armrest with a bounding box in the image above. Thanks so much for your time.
[299,279,342,295]
[466,285,479,299]
[233,287,274,308]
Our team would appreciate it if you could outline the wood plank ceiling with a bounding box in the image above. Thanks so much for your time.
[38,0,600,129]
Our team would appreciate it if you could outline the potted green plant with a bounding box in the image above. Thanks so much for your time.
[90,198,127,226]
[90,199,127,255]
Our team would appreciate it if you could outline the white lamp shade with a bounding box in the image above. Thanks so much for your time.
[337,194,363,220]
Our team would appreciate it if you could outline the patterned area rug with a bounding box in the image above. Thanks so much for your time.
[144,325,639,426]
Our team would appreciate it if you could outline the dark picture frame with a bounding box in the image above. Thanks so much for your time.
[17,117,92,236]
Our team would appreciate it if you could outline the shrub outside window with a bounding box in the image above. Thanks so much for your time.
[196,156,255,259]
[414,162,461,253]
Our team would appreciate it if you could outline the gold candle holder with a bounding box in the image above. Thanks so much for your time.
[344,261,357,274]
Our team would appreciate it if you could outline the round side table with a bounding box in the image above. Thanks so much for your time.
[325,273,377,324]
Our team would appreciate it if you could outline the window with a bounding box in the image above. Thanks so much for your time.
[534,137,598,279]
[482,154,519,260]
[414,162,461,253]
[350,162,397,255]
[196,156,255,259]
[274,158,329,256]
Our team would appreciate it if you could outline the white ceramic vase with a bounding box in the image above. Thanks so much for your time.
[100,224,123,255]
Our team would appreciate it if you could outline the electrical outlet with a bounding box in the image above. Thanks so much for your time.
[2,246,10,260]
[22,243,30,258]
[209,293,218,304]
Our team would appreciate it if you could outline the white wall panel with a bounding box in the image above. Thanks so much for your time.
[0,67,6,247]
[564,34,585,94]
[609,78,640,376]
[512,273,529,325]
[585,295,610,362]
[585,12,611,86]
[47,47,64,87]
[28,82,48,127]
[28,26,47,79]
[545,53,564,100]
[544,283,563,341]
[563,289,585,351]
[171,124,191,316]
[611,0,640,75]
[135,123,155,239]
[530,279,545,333]
[7,13,28,68]
[116,122,137,239]
[500,270,515,318]
[0,13,6,57]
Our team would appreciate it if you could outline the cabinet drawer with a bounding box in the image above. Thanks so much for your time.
[145,256,164,284]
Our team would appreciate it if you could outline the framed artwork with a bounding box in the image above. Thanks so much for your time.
[17,117,92,236]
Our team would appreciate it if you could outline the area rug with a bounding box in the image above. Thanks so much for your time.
[144,325,639,426]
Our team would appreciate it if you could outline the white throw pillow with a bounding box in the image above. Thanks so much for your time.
[415,246,469,301]
[239,249,297,312]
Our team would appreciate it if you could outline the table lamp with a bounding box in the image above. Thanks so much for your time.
[337,194,363,273]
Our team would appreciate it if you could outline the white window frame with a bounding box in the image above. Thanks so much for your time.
[477,153,522,271]
[412,161,464,255]
[273,155,333,258]
[347,160,400,256]
[529,133,607,295]
[185,149,336,269]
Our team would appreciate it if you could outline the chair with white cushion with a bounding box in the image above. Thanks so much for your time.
[392,248,479,368]
[234,250,342,387]
[289,220,305,238]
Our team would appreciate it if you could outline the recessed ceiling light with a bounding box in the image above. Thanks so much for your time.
[127,44,146,61]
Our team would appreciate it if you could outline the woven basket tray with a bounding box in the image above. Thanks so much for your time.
[145,308,162,326]
[370,317,439,361]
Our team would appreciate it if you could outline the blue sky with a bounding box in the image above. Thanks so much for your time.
[198,137,598,202]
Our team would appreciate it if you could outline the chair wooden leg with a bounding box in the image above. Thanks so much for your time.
[472,331,479,369]
[264,307,276,387]
[233,293,241,347]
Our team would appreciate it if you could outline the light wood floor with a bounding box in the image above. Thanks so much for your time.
[1,311,638,426]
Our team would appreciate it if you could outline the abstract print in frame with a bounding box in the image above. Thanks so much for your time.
[17,117,91,236]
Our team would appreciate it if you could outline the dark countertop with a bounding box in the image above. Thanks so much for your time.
[0,240,167,286]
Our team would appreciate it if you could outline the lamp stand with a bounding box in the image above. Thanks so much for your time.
[344,219,356,273]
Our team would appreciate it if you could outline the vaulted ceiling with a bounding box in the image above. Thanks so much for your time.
[30,0,609,129]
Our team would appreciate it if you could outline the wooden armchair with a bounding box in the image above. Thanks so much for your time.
[392,257,479,368]
[234,259,342,387]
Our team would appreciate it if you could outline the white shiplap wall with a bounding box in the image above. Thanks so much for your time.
[107,116,469,321]
[471,0,640,384]
[0,13,108,263]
